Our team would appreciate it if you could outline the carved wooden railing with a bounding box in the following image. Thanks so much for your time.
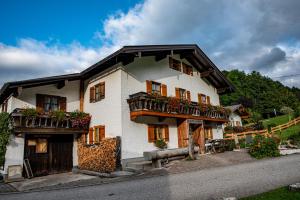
[10,108,89,130]
[127,92,230,121]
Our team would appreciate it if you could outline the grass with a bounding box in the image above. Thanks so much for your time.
[241,187,300,200]
[262,114,292,128]
[276,124,300,140]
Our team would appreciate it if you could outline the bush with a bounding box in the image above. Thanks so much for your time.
[249,135,280,159]
[154,139,167,149]
[0,113,11,167]
[225,140,236,151]
[21,108,38,117]
[267,123,277,132]
[294,106,300,118]
[252,121,264,130]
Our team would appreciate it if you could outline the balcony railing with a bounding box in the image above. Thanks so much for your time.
[127,92,230,121]
[10,108,90,133]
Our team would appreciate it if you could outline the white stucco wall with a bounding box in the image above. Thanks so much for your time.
[10,80,80,112]
[229,113,243,126]
[119,55,221,159]
[1,134,25,175]
[83,69,122,138]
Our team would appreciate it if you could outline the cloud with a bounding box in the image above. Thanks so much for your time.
[1,0,300,88]
[251,47,286,70]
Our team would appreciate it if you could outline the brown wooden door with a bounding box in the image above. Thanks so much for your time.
[24,134,73,176]
[177,119,188,148]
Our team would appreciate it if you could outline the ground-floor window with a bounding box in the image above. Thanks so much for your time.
[204,127,213,140]
[148,125,169,143]
[87,125,105,144]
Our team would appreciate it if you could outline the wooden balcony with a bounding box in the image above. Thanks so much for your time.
[127,92,230,122]
[10,108,90,134]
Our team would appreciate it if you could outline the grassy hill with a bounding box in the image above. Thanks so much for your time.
[262,114,292,128]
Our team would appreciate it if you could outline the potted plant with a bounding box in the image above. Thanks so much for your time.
[167,97,180,113]
[155,139,168,150]
[70,110,91,129]
[21,108,38,127]
[50,110,66,127]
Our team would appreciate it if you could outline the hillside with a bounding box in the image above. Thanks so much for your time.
[220,70,300,118]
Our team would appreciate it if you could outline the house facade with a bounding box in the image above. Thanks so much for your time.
[0,45,233,179]
[224,104,249,127]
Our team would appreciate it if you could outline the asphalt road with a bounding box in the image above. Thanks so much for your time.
[2,154,300,200]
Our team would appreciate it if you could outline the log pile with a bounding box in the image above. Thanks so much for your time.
[77,136,117,173]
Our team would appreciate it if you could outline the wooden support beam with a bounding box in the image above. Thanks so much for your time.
[200,69,214,78]
[79,79,84,112]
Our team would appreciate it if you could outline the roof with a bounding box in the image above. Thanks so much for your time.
[224,104,243,113]
[225,104,250,118]
[0,44,235,104]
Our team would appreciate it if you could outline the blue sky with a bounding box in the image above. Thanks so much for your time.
[0,0,139,46]
[0,0,299,88]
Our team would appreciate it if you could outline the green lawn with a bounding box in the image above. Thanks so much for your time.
[262,114,292,128]
[241,187,300,200]
[276,124,300,140]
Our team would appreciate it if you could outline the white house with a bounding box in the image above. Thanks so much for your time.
[224,104,249,127]
[0,45,234,179]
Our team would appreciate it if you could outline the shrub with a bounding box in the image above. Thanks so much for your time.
[0,113,11,167]
[225,140,236,151]
[267,123,277,132]
[294,105,300,118]
[252,121,264,130]
[154,139,167,149]
[249,135,280,159]
[50,110,66,121]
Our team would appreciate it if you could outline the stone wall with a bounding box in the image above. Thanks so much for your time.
[77,137,119,173]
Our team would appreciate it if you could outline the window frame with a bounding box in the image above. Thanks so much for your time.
[91,82,105,103]
[169,57,182,72]
[151,81,162,96]
[148,124,169,143]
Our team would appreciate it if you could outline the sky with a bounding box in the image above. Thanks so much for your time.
[0,0,300,88]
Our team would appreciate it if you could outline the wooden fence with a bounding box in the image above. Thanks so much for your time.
[224,116,300,140]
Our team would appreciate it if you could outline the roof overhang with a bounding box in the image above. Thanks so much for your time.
[0,44,234,104]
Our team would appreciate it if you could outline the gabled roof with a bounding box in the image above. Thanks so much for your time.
[225,104,249,118]
[0,44,234,104]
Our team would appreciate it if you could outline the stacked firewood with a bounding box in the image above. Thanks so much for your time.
[77,136,117,173]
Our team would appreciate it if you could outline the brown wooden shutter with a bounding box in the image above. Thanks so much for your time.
[89,128,94,144]
[90,86,95,103]
[146,80,152,94]
[36,94,44,113]
[100,126,105,140]
[186,91,191,101]
[206,96,211,104]
[100,82,105,99]
[198,93,202,104]
[161,84,167,97]
[175,88,180,98]
[59,97,67,111]
[148,125,155,142]
[164,125,169,142]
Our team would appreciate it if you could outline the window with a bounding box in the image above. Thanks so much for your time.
[169,57,181,72]
[179,88,187,100]
[204,128,213,140]
[151,82,161,96]
[87,125,105,144]
[44,96,59,112]
[200,94,206,104]
[36,94,66,113]
[1,100,8,112]
[148,125,169,142]
[90,82,105,103]
[182,63,193,76]
[36,139,48,153]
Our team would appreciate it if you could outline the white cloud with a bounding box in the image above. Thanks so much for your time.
[1,0,300,88]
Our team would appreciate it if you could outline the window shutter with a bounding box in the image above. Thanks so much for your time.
[198,93,202,104]
[148,125,155,143]
[59,97,67,111]
[186,91,191,101]
[164,125,169,142]
[146,80,152,94]
[100,126,105,140]
[36,94,44,113]
[100,82,105,99]
[90,86,95,103]
[89,128,94,144]
[161,84,167,97]
[175,88,180,98]
[206,96,211,104]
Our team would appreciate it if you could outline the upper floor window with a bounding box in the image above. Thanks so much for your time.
[36,94,66,113]
[169,57,181,72]
[146,80,167,97]
[176,88,191,101]
[198,93,210,104]
[182,63,193,76]
[90,82,105,103]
